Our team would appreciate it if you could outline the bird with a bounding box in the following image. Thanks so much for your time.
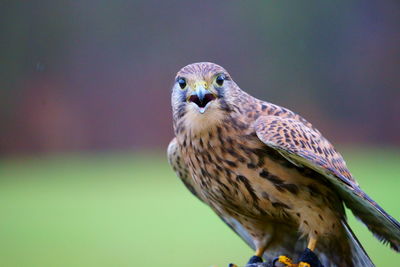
[167,62,400,267]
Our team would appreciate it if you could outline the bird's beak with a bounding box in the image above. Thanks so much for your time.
[188,83,216,114]
[192,85,208,102]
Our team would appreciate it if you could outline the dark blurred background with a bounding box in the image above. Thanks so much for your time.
[1,0,399,155]
[0,1,399,267]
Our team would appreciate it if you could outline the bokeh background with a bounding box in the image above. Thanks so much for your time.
[1,1,399,266]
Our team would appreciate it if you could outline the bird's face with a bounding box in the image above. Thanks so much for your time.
[171,62,234,132]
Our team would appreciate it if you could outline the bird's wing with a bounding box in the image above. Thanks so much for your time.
[254,115,400,251]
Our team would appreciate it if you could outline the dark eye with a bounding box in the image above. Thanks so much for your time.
[177,77,187,89]
[216,74,225,86]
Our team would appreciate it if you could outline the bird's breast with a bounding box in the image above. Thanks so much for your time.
[178,122,344,237]
[178,123,278,218]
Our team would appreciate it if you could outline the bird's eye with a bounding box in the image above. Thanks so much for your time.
[215,74,225,86]
[177,78,187,89]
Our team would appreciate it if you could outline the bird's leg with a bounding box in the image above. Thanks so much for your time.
[246,246,265,264]
[255,247,264,257]
[307,237,317,251]
[297,237,323,267]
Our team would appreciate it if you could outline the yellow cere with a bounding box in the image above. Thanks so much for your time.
[192,80,208,89]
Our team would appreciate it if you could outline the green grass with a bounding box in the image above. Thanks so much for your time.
[0,149,399,267]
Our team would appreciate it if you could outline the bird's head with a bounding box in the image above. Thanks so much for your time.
[171,62,237,132]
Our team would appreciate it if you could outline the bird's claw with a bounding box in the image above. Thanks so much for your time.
[272,255,296,266]
[272,249,323,267]
[272,256,310,267]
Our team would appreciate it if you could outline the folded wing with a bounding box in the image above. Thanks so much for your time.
[254,115,400,251]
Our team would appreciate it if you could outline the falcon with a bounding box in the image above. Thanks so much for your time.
[167,62,400,267]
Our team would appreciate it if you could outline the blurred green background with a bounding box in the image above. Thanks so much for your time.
[0,150,399,267]
[0,1,399,266]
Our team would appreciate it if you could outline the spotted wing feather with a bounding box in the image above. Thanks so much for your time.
[254,115,400,252]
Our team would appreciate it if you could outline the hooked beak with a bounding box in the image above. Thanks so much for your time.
[188,85,216,114]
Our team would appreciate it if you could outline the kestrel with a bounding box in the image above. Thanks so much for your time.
[167,62,400,267]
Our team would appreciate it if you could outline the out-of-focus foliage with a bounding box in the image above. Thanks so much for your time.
[0,149,399,266]
[1,1,399,154]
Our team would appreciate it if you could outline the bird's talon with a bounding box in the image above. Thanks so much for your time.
[298,262,311,267]
[272,255,295,266]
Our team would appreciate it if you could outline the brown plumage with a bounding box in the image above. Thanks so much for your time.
[167,62,400,267]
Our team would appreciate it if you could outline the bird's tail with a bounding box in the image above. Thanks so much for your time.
[344,186,400,252]
[316,220,374,267]
[341,220,374,267]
